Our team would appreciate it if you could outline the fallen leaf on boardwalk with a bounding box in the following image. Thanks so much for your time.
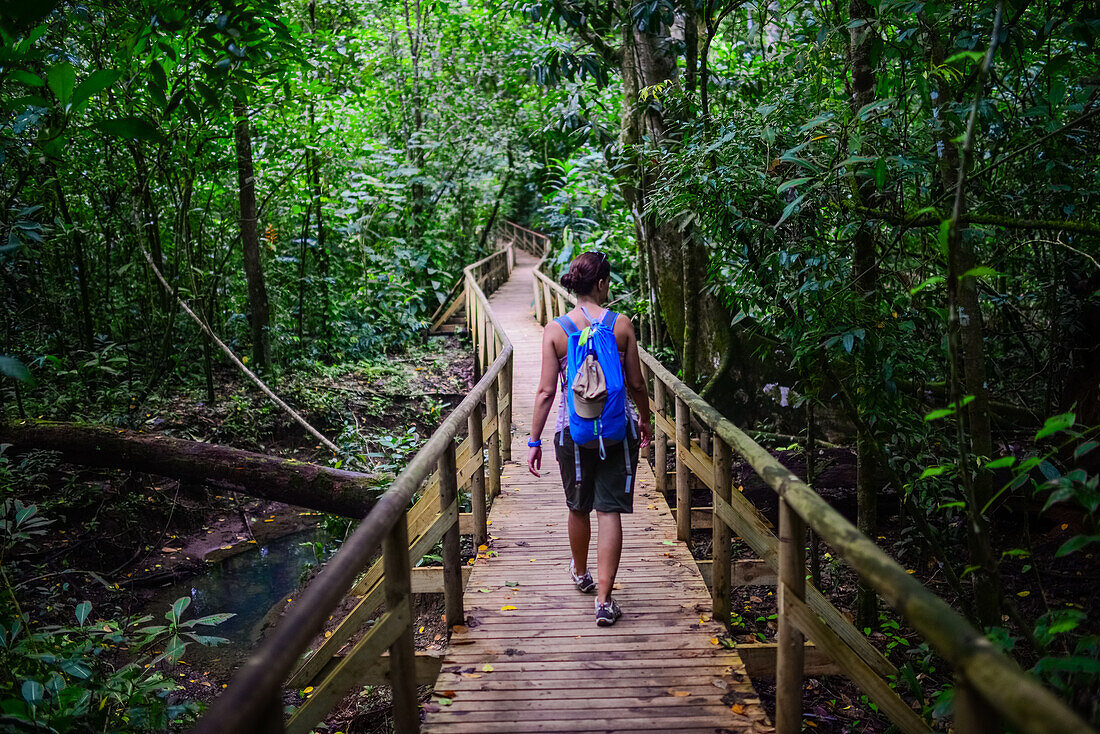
[710,637,720,645]
[668,689,691,697]
[436,697,452,706]
[712,678,729,690]
[440,690,456,698]
[529,558,536,562]
[612,583,622,590]
[481,664,494,673]
[504,580,520,587]
[477,588,491,593]
[478,544,489,551]
[452,625,469,633]
[501,605,517,611]
[460,673,482,679]
[730,704,744,714]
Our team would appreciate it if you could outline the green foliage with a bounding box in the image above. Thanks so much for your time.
[0,597,233,732]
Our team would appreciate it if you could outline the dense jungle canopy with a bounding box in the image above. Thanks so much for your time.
[1,0,1098,731]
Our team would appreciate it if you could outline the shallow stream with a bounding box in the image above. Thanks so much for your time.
[143,526,335,675]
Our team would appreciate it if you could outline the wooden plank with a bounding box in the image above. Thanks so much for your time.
[736,642,841,677]
[786,593,930,734]
[697,559,778,589]
[679,440,715,492]
[713,491,895,677]
[410,566,471,593]
[671,506,713,529]
[285,606,409,734]
[675,396,690,541]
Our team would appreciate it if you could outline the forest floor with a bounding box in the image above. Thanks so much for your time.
[2,332,472,730]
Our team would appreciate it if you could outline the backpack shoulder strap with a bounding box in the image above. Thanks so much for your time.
[554,315,580,335]
[601,310,618,329]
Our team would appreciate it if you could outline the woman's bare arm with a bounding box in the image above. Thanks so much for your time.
[619,318,653,447]
[528,323,562,475]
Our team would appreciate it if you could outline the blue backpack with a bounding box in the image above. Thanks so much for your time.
[557,307,628,456]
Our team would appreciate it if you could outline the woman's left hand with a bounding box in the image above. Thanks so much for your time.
[528,445,542,477]
[638,419,653,449]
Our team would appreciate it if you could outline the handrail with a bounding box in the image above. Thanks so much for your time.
[193,241,515,734]
[525,220,1094,734]
[497,218,549,257]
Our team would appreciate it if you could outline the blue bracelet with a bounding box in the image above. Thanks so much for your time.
[528,438,542,448]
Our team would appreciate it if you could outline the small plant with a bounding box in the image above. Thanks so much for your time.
[0,597,233,732]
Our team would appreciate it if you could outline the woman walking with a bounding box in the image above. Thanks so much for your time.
[527,251,652,626]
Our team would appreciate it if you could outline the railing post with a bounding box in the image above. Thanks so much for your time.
[382,514,419,734]
[542,278,553,325]
[653,379,667,494]
[776,497,806,734]
[468,406,488,548]
[533,278,543,324]
[256,691,285,733]
[486,383,502,499]
[675,396,691,542]
[556,292,568,319]
[470,287,481,384]
[439,441,464,629]
[712,439,732,627]
[501,353,513,461]
[955,674,999,733]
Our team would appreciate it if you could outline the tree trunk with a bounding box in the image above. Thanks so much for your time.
[233,99,273,373]
[0,421,381,518]
[616,22,730,387]
[848,0,880,631]
[924,13,1002,628]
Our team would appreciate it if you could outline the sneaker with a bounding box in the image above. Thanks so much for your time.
[569,560,596,593]
[595,598,622,627]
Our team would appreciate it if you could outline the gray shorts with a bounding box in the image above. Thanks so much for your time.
[553,425,639,514]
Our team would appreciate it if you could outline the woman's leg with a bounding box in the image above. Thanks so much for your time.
[595,510,623,604]
[568,509,591,574]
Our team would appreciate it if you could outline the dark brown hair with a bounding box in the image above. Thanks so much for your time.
[560,251,611,295]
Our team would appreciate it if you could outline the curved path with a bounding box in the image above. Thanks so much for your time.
[422,250,771,733]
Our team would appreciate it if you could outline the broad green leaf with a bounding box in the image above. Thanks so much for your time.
[960,266,1002,280]
[190,612,235,626]
[919,465,951,479]
[775,194,805,226]
[60,659,92,679]
[1074,441,1098,459]
[938,218,951,256]
[72,69,122,111]
[924,407,955,421]
[9,69,45,87]
[776,177,812,194]
[95,117,163,143]
[984,456,1016,469]
[47,62,75,108]
[910,275,945,295]
[21,679,43,706]
[946,50,985,65]
[75,600,91,626]
[0,356,31,381]
[167,596,191,624]
[1036,412,1075,440]
[798,111,834,133]
[1055,534,1100,557]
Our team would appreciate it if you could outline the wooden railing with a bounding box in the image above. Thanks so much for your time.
[526,223,1094,734]
[498,218,549,257]
[193,244,515,734]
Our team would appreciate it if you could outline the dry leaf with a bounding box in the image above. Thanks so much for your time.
[460,673,482,679]
[477,544,489,551]
[730,704,744,714]
[501,605,517,611]
[452,625,469,634]
[481,664,494,673]
[668,689,691,697]
[710,637,720,645]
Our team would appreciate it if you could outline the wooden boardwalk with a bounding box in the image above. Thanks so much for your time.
[423,251,771,733]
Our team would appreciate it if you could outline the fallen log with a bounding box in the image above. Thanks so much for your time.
[0,421,383,518]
